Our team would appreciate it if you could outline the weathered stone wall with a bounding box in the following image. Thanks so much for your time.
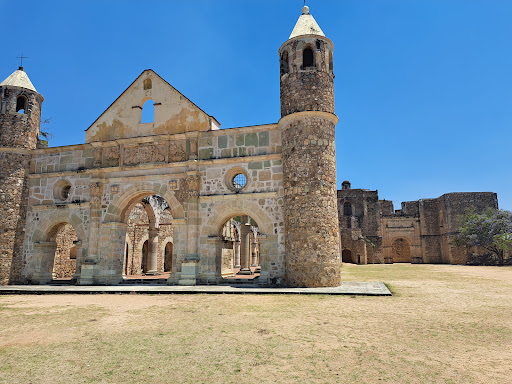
[337,186,501,266]
[280,71,334,116]
[0,152,32,284]
[0,84,42,285]
[281,116,340,287]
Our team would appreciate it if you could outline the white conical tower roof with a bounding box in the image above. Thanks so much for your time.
[289,6,325,39]
[0,67,38,92]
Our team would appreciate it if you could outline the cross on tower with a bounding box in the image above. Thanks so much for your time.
[16,53,28,68]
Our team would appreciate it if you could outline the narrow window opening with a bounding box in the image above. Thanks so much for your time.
[16,96,27,113]
[329,51,334,73]
[303,48,314,68]
[343,202,352,216]
[316,40,321,50]
[280,51,289,76]
[141,99,155,123]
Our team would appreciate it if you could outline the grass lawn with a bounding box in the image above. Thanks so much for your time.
[0,264,511,384]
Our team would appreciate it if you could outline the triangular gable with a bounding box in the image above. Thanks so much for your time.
[85,69,217,143]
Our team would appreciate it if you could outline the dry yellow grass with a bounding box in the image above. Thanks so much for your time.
[0,264,511,384]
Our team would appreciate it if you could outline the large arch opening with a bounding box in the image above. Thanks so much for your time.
[219,215,261,281]
[122,194,174,280]
[392,237,412,263]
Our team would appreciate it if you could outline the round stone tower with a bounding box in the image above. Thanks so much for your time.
[279,6,341,287]
[0,67,43,284]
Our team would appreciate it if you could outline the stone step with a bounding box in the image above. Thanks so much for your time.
[121,279,168,285]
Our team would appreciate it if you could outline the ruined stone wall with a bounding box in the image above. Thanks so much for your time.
[380,216,422,263]
[440,192,498,264]
[0,152,32,284]
[337,189,382,264]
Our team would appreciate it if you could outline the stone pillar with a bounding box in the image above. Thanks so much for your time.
[237,216,253,275]
[32,242,57,284]
[146,228,159,275]
[251,234,258,266]
[234,240,241,268]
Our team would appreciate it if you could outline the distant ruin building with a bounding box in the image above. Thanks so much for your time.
[0,6,502,287]
[337,184,500,265]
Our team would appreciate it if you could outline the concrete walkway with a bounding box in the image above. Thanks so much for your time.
[0,281,391,296]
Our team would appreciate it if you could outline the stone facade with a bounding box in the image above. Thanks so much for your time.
[337,183,507,265]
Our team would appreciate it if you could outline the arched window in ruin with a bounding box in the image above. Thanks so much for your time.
[16,95,27,113]
[303,47,314,68]
[280,51,289,76]
[141,99,155,124]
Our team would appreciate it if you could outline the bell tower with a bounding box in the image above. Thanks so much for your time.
[0,66,43,284]
[279,6,341,287]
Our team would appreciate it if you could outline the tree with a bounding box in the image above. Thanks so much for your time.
[454,209,512,265]
[39,118,54,140]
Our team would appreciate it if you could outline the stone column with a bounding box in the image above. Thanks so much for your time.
[234,240,241,268]
[251,234,258,266]
[146,229,159,275]
[237,216,253,275]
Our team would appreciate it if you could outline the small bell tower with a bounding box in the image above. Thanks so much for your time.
[0,66,44,284]
[279,5,341,287]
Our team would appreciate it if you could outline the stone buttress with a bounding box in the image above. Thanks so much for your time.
[279,6,341,287]
[0,67,43,284]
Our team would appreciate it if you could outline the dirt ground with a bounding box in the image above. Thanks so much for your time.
[0,264,511,384]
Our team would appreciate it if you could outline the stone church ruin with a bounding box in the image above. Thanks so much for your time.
[0,6,502,287]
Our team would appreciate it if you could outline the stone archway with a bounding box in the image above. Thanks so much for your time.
[392,237,412,263]
[96,182,185,282]
[31,215,86,284]
[200,200,276,285]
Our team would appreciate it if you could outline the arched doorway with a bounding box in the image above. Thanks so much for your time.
[392,237,412,263]
[342,249,353,263]
[219,215,261,280]
[52,223,79,279]
[122,194,174,279]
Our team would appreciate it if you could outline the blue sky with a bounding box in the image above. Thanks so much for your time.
[1,0,511,210]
